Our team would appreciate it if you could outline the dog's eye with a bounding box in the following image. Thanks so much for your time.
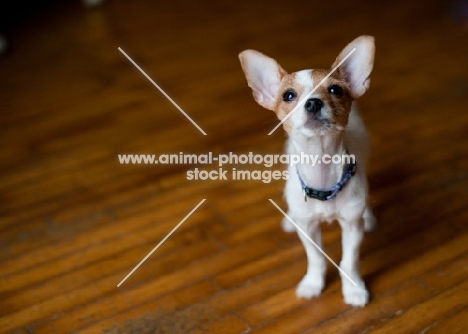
[282,89,297,102]
[328,85,343,96]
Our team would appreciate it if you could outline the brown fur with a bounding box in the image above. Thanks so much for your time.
[273,69,354,134]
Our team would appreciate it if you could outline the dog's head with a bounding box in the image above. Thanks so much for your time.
[239,36,375,137]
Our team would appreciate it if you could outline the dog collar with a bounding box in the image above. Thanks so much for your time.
[296,160,357,202]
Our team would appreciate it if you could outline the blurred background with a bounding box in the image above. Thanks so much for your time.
[1,0,467,333]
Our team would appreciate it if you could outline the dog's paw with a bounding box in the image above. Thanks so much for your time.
[343,285,369,306]
[295,275,324,299]
[281,217,296,233]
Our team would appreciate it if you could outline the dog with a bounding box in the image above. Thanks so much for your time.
[239,36,376,306]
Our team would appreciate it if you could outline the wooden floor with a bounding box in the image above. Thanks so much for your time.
[1,0,468,333]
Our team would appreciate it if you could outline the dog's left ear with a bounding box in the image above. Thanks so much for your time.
[239,50,287,111]
[333,36,375,98]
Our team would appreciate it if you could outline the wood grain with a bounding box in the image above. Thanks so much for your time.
[1,0,467,333]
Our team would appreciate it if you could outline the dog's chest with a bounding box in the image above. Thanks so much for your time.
[304,198,342,223]
[284,167,360,223]
[286,187,335,219]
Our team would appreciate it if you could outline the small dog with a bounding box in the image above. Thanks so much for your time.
[239,36,376,306]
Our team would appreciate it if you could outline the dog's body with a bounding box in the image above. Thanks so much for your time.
[239,36,376,306]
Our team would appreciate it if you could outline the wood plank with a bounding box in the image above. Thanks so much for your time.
[305,282,430,334]
[365,280,468,333]
[423,307,468,334]
[190,316,249,334]
[36,280,219,334]
[1,0,467,333]
[6,237,276,333]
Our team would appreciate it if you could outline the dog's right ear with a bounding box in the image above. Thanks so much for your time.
[239,50,286,111]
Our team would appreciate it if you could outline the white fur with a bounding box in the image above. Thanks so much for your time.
[295,70,313,88]
[282,105,374,306]
[239,36,376,307]
[289,70,315,132]
[238,49,286,110]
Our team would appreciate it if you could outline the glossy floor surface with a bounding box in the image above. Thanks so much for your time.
[1,0,467,333]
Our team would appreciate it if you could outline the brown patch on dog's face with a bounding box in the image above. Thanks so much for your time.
[272,69,354,136]
[272,72,304,133]
[312,70,354,129]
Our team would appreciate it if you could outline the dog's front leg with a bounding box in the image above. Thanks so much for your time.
[339,220,369,306]
[295,221,326,299]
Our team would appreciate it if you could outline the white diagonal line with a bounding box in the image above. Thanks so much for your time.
[117,199,206,287]
[268,199,357,286]
[268,48,356,135]
[118,47,207,136]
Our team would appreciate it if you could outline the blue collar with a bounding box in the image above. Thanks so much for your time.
[296,161,357,202]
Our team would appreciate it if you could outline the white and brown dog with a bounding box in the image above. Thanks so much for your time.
[239,36,376,306]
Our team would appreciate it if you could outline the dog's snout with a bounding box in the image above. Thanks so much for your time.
[305,98,323,114]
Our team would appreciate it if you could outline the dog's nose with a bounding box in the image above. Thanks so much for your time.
[305,98,323,114]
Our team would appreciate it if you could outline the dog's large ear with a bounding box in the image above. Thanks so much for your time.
[332,36,375,98]
[239,50,287,110]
